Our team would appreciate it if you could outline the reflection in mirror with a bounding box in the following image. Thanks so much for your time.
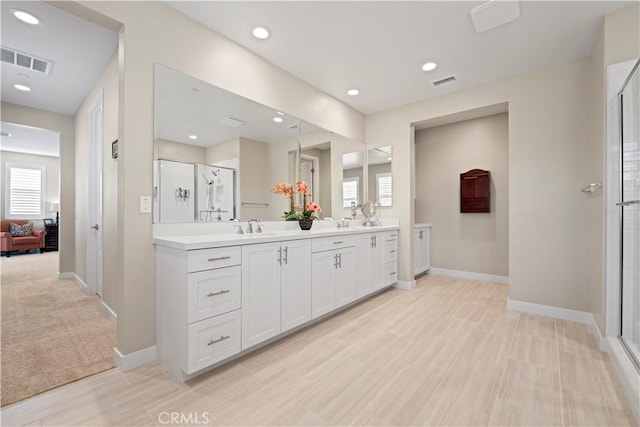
[153,63,364,222]
[367,146,393,207]
[342,151,364,209]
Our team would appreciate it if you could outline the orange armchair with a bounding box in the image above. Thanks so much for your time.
[1,220,46,257]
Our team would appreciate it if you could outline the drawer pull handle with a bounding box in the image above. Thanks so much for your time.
[208,256,231,262]
[333,241,344,244]
[206,289,230,297]
[208,335,230,345]
[390,250,397,253]
[390,272,397,275]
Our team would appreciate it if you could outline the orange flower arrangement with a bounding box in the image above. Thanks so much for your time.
[272,180,321,220]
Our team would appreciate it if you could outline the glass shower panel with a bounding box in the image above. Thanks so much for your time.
[620,61,640,366]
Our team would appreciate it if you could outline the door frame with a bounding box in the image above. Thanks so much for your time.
[86,90,103,296]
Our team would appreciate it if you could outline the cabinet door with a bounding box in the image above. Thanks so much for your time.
[281,239,312,332]
[336,246,356,308]
[423,227,431,271]
[414,230,422,275]
[370,234,386,291]
[355,235,372,298]
[241,242,282,350]
[312,250,337,319]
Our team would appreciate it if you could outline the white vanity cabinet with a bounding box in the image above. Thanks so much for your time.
[311,236,356,318]
[241,240,312,350]
[414,225,431,276]
[155,245,242,381]
[355,233,386,296]
[384,231,399,286]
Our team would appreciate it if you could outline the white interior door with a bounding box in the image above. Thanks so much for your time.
[87,91,103,296]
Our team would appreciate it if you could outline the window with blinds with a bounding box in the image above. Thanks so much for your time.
[376,173,392,207]
[5,164,45,218]
[343,177,359,208]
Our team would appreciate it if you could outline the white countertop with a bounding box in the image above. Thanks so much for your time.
[153,224,400,251]
[414,223,432,228]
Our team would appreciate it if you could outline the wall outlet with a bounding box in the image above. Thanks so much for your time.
[140,196,152,213]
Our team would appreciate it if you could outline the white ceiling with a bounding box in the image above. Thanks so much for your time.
[0,121,60,157]
[0,0,118,116]
[155,65,318,146]
[168,1,632,114]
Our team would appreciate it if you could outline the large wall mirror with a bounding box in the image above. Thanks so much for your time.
[153,64,364,223]
[367,146,393,207]
[342,151,364,209]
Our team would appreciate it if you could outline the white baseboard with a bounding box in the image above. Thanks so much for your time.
[429,267,509,284]
[506,298,592,324]
[605,337,640,423]
[113,346,156,372]
[100,301,117,324]
[587,313,607,352]
[73,273,88,292]
[57,272,74,280]
[394,280,416,290]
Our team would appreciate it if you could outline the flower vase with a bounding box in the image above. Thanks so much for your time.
[299,218,313,230]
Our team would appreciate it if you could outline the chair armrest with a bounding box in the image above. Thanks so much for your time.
[1,231,12,251]
[0,232,9,239]
[32,229,46,244]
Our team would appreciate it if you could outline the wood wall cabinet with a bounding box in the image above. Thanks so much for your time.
[460,169,491,213]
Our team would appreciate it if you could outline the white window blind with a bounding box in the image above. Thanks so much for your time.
[343,177,359,208]
[6,164,45,218]
[376,173,392,207]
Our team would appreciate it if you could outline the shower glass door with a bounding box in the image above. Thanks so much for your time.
[619,60,640,368]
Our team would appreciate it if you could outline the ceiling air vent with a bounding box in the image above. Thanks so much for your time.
[432,75,457,88]
[0,46,54,75]
[219,116,245,128]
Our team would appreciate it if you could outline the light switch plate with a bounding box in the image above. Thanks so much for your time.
[140,196,152,213]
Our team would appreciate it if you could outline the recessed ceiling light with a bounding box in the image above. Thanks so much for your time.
[347,89,360,96]
[252,26,270,40]
[387,157,392,161]
[11,9,39,25]
[273,117,284,123]
[14,84,31,92]
[422,61,438,71]
[188,134,198,140]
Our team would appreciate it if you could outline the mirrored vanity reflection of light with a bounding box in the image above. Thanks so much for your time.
[152,64,367,223]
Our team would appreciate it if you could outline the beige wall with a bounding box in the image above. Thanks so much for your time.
[81,0,363,355]
[154,139,206,164]
[368,56,594,310]
[238,138,270,220]
[415,113,509,276]
[0,151,60,223]
[74,52,118,313]
[590,3,640,334]
[206,138,239,165]
[0,102,74,274]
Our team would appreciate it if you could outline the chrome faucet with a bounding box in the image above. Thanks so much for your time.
[247,219,262,234]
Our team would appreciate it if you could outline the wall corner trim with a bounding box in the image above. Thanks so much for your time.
[394,280,416,290]
[429,267,509,284]
[100,301,117,324]
[73,273,88,292]
[506,298,592,323]
[57,272,74,280]
[604,337,640,424]
[113,346,157,372]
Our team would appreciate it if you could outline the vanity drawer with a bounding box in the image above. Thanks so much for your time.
[188,266,241,323]
[385,245,398,262]
[186,310,241,374]
[188,246,241,273]
[384,232,398,244]
[384,261,398,285]
[312,236,356,253]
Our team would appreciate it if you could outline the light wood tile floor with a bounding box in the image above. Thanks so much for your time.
[1,275,635,426]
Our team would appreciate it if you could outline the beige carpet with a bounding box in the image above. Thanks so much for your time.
[0,252,116,407]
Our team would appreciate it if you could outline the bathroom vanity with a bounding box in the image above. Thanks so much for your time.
[153,224,399,382]
[414,223,431,276]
